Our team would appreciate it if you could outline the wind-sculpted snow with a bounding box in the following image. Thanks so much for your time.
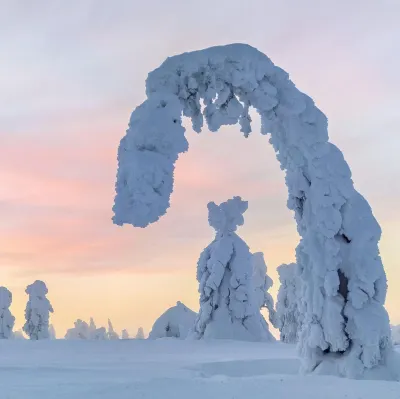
[113,44,394,379]
[191,197,274,342]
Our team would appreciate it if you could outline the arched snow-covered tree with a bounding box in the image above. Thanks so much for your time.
[112,43,396,379]
[252,252,277,328]
[135,327,145,339]
[149,302,196,340]
[276,263,303,343]
[0,287,15,339]
[107,319,119,340]
[192,197,274,341]
[23,280,53,340]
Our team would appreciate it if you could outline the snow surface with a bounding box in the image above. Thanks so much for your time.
[0,339,399,399]
[113,43,393,378]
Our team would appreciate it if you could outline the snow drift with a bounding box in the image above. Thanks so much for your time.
[149,301,196,339]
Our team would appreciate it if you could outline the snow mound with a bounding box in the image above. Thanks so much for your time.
[149,302,197,339]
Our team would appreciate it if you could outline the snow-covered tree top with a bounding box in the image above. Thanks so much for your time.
[208,196,248,234]
[26,280,48,297]
[0,287,12,309]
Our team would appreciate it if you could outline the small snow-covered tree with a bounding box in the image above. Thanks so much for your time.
[392,325,400,346]
[276,263,303,343]
[107,319,119,340]
[0,287,15,339]
[121,329,130,339]
[65,319,90,340]
[49,324,56,340]
[192,197,274,341]
[149,302,196,339]
[93,327,107,340]
[252,252,277,328]
[135,327,144,339]
[23,280,53,340]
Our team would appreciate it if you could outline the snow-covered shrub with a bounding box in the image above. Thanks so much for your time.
[121,329,129,339]
[0,287,15,339]
[23,280,53,340]
[191,197,274,341]
[252,252,277,327]
[65,319,90,340]
[112,43,395,379]
[135,327,145,339]
[107,319,119,340]
[149,302,196,340]
[276,263,302,343]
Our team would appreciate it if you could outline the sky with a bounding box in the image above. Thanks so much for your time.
[1,0,400,337]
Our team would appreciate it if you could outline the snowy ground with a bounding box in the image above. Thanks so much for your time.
[1,339,399,398]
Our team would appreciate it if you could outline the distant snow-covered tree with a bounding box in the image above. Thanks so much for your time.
[392,325,400,346]
[92,326,107,340]
[192,197,274,341]
[23,280,53,340]
[135,327,144,339]
[107,319,119,340]
[0,287,15,339]
[89,317,97,337]
[65,319,90,340]
[276,263,303,343]
[149,302,196,340]
[252,252,277,328]
[49,324,56,340]
[121,329,130,339]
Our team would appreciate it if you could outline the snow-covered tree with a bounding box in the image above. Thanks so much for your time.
[0,287,15,339]
[92,327,107,340]
[107,319,119,340]
[65,319,90,340]
[121,329,130,339]
[49,324,56,340]
[112,43,396,379]
[149,302,196,340]
[252,252,277,328]
[191,197,274,341]
[23,280,53,340]
[135,327,144,339]
[89,317,96,337]
[275,263,302,343]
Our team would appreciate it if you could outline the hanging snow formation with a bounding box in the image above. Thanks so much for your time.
[191,197,274,341]
[252,252,277,328]
[23,280,53,340]
[113,43,394,378]
[276,263,303,343]
[0,287,15,339]
[149,301,196,340]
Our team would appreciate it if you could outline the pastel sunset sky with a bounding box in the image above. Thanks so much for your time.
[1,1,399,337]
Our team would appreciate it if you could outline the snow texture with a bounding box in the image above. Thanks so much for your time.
[149,301,196,340]
[0,287,15,339]
[191,197,274,342]
[1,339,399,398]
[113,43,393,378]
[252,252,277,327]
[23,280,53,340]
[135,327,145,339]
[276,263,303,343]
